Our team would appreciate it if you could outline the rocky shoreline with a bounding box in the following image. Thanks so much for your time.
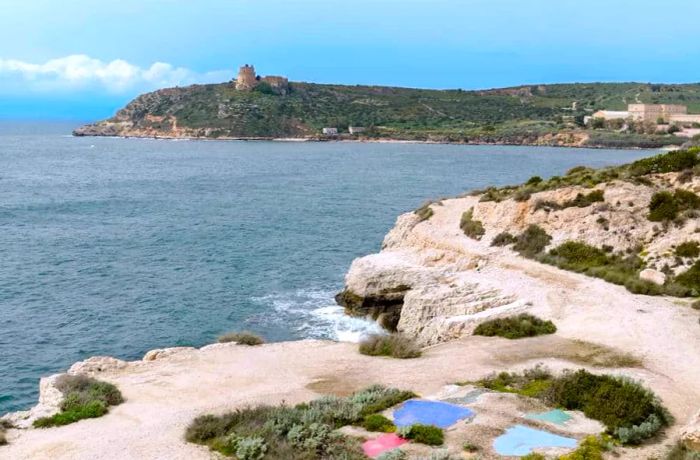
[3,151,700,458]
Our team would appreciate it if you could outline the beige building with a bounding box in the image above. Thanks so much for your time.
[628,104,687,122]
[590,104,700,125]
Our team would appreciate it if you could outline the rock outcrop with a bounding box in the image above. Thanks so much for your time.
[338,159,700,344]
[1,375,64,429]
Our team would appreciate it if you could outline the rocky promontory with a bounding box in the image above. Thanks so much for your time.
[73,80,699,149]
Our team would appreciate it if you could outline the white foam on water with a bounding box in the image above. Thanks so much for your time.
[251,288,384,342]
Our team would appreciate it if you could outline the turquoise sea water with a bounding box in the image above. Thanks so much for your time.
[0,122,653,414]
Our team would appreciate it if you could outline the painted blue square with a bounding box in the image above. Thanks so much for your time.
[392,399,474,428]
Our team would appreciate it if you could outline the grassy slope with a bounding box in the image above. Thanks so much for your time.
[99,81,700,145]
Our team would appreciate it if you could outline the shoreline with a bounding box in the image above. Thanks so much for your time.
[72,132,665,151]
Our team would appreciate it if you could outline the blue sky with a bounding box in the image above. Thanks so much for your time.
[1,0,699,120]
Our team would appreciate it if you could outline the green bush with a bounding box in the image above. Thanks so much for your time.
[676,241,700,258]
[218,331,265,346]
[491,231,516,247]
[359,334,421,359]
[513,225,552,257]
[33,375,123,428]
[473,314,556,339]
[526,176,543,185]
[479,368,669,444]
[565,189,605,208]
[558,435,612,460]
[460,208,485,240]
[362,414,396,432]
[414,203,434,221]
[186,385,412,459]
[398,424,444,445]
[649,189,700,221]
[629,148,699,176]
[544,370,670,443]
[674,261,700,294]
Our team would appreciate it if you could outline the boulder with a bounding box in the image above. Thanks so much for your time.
[639,269,666,286]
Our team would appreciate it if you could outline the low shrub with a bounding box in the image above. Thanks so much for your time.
[545,370,670,443]
[359,334,421,359]
[473,314,556,339]
[629,148,699,176]
[674,261,700,295]
[558,435,613,460]
[414,203,434,222]
[649,189,700,222]
[186,385,413,459]
[527,176,543,185]
[676,241,700,258]
[218,331,265,346]
[513,189,532,202]
[565,189,605,208]
[513,225,552,257]
[362,414,395,432]
[460,208,485,240]
[478,367,670,444]
[491,231,516,247]
[0,427,6,446]
[33,375,123,428]
[397,424,444,446]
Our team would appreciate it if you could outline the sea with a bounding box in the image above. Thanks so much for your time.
[0,121,654,414]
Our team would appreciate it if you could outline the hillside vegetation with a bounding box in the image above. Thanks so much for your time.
[75,81,700,147]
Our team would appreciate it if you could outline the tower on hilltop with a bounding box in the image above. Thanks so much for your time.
[235,64,258,91]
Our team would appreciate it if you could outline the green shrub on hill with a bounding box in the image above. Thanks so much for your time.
[478,368,670,444]
[648,189,700,221]
[513,225,552,257]
[33,375,123,428]
[473,314,556,339]
[491,231,517,247]
[460,208,485,240]
[186,385,414,458]
[415,202,435,221]
[676,241,700,258]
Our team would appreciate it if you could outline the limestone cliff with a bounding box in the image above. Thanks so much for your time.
[337,148,700,345]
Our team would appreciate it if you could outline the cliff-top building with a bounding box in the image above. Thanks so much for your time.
[234,64,289,94]
[591,103,700,124]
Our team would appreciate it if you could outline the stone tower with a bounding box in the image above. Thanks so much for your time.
[236,64,258,91]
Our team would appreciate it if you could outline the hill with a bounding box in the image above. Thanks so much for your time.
[74,81,700,148]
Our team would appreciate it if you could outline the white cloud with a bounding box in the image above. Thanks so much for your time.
[0,54,230,94]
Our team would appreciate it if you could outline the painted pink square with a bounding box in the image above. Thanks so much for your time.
[362,433,408,458]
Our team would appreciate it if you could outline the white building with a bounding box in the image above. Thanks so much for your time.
[322,127,338,135]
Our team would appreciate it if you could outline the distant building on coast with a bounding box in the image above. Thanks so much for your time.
[590,104,700,124]
[348,126,366,135]
[322,127,338,136]
[234,64,289,94]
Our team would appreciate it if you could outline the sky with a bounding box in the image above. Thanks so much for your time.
[1,0,699,120]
